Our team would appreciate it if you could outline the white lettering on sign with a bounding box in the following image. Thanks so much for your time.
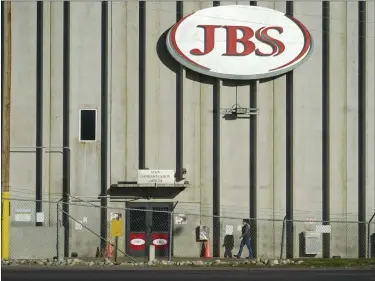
[166,5,313,80]
[153,239,168,246]
[137,170,175,184]
[15,209,32,222]
[130,238,146,246]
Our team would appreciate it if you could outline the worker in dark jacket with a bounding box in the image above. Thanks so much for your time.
[234,219,254,259]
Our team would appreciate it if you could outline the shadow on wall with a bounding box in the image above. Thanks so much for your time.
[156,28,287,87]
[174,226,183,236]
[223,235,234,258]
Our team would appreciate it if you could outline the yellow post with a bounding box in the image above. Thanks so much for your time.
[2,192,10,260]
[1,1,12,261]
[110,214,123,263]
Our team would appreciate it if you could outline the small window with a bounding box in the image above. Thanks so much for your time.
[79,109,97,141]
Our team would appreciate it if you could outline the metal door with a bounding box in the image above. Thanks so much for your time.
[126,203,172,257]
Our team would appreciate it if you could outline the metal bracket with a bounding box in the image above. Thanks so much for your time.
[220,104,259,116]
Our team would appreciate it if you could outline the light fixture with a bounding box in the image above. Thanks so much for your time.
[220,104,259,117]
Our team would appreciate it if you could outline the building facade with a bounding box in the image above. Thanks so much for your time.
[2,1,375,259]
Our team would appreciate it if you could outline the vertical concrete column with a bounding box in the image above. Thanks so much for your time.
[100,1,109,253]
[357,1,367,258]
[322,1,331,258]
[62,1,71,257]
[285,1,294,259]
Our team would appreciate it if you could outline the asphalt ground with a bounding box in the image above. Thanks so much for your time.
[2,267,375,281]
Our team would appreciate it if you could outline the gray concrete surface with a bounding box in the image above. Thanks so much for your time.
[2,268,375,281]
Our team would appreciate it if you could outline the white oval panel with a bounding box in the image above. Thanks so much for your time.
[130,238,145,246]
[166,5,313,80]
[153,239,168,246]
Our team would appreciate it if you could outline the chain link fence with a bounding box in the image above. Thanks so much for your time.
[4,198,375,260]
[6,198,61,259]
[369,221,375,258]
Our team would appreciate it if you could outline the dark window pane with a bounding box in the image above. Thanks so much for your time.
[80,109,96,141]
[152,207,169,232]
[130,208,146,232]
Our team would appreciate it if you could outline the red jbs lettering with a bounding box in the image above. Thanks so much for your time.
[189,25,285,57]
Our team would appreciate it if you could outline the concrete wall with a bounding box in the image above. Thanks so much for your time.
[6,1,375,259]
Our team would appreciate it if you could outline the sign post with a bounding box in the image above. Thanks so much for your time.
[114,237,118,263]
[110,213,123,263]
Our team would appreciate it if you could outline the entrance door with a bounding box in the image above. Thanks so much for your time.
[126,203,172,257]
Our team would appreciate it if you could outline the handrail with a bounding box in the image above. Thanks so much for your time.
[10,146,71,150]
[10,146,71,154]
[367,212,375,258]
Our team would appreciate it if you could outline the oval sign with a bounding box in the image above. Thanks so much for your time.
[153,238,168,246]
[130,238,145,246]
[166,5,313,80]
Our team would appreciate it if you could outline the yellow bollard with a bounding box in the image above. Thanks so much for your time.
[2,192,10,260]
[1,1,11,261]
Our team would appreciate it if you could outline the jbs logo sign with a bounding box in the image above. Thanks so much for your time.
[166,5,313,80]
[190,25,285,57]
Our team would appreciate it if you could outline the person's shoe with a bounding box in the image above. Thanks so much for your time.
[234,255,241,258]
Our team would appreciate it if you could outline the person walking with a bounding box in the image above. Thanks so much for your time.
[234,219,254,259]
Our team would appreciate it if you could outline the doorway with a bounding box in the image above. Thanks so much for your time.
[125,202,172,257]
